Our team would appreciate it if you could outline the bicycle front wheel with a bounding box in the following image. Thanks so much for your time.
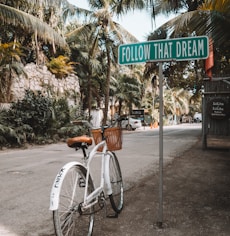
[53,164,95,236]
[108,152,124,213]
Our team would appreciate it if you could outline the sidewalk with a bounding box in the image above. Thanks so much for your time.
[93,138,230,235]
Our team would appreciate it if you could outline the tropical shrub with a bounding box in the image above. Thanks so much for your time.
[52,98,70,128]
[0,89,87,148]
[8,90,53,136]
[0,108,25,147]
[46,55,76,79]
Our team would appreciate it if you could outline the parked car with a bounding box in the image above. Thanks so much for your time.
[193,112,202,122]
[119,117,142,130]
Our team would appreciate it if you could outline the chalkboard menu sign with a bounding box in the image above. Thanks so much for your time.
[209,98,228,119]
[131,109,144,115]
[131,109,144,121]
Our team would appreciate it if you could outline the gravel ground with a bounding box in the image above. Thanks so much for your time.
[92,139,230,236]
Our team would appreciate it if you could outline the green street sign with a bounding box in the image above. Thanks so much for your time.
[118,36,209,65]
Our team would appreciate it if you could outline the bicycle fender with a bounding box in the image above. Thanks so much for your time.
[104,153,112,196]
[49,161,84,211]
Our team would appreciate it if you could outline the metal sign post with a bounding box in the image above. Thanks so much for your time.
[118,36,210,229]
[157,62,164,227]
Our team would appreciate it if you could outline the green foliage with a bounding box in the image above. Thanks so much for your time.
[0,109,22,147]
[0,42,24,65]
[0,90,85,149]
[8,90,53,136]
[0,42,27,102]
[111,73,142,115]
[52,98,70,127]
[57,125,88,139]
[0,124,20,147]
[46,55,76,79]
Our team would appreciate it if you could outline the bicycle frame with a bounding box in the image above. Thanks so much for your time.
[82,140,113,210]
[49,139,113,212]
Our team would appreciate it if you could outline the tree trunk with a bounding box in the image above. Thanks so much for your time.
[118,100,122,116]
[88,76,92,121]
[102,42,111,125]
[0,69,13,103]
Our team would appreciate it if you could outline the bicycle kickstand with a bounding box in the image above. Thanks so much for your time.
[105,204,118,218]
[100,195,118,218]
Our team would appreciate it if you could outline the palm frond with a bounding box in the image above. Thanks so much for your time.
[65,24,93,42]
[199,0,230,14]
[155,9,230,44]
[0,3,66,48]
[112,22,138,43]
[153,0,185,15]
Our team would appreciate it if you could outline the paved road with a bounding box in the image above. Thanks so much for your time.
[0,123,201,236]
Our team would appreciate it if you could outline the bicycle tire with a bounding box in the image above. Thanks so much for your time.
[53,164,95,236]
[108,152,124,213]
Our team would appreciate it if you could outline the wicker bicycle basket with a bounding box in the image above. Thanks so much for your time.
[91,127,122,151]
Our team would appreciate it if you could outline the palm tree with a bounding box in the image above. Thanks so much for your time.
[65,0,152,125]
[146,0,230,119]
[0,3,67,49]
[0,42,28,102]
[151,0,230,46]
[0,2,72,102]
[163,87,192,123]
[111,70,142,116]
[67,23,104,118]
[0,1,88,102]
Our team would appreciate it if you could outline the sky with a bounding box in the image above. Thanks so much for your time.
[68,1,175,42]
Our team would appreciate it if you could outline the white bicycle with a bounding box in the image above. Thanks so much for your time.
[49,120,124,236]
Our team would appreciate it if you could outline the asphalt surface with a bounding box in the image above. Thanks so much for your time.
[0,124,206,235]
[92,136,230,236]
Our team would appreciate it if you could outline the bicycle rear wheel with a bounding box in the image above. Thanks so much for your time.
[108,152,124,213]
[53,165,95,236]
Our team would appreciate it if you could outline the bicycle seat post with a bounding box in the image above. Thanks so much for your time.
[101,126,106,141]
[81,144,87,158]
[101,125,110,141]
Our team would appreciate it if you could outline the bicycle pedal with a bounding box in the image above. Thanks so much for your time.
[99,198,105,208]
[79,177,86,187]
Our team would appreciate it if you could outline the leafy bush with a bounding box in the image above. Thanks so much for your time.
[8,90,53,136]
[0,124,20,147]
[57,124,89,139]
[0,109,22,147]
[52,97,70,128]
[46,55,76,79]
[0,90,87,148]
